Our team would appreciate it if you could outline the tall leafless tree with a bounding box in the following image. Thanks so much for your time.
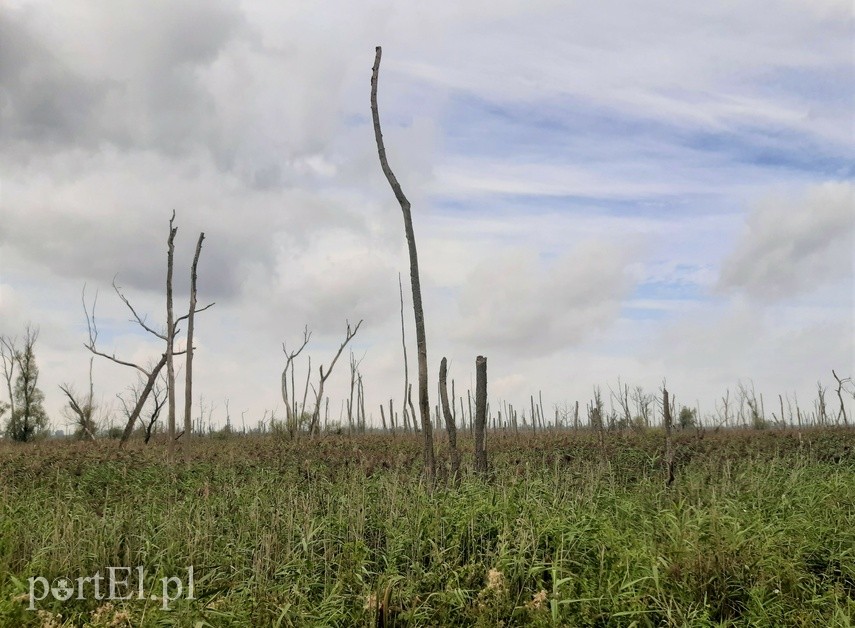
[371,46,435,481]
[84,220,213,448]
[165,212,178,458]
[184,232,206,448]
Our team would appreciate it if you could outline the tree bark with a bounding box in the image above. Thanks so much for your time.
[371,46,434,481]
[166,211,177,459]
[399,273,411,433]
[439,357,461,483]
[120,353,168,444]
[663,388,675,487]
[474,355,488,476]
[183,232,205,451]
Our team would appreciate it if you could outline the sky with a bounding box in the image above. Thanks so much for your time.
[1,0,853,433]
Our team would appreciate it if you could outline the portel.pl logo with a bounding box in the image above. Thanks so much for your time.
[27,566,195,611]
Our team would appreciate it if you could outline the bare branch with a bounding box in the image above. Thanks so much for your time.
[309,320,363,435]
[59,383,96,440]
[0,334,19,419]
[113,278,167,340]
[281,325,312,434]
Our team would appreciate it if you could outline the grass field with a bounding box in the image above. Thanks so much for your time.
[1,428,853,626]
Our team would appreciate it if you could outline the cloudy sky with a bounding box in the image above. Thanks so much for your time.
[1,0,853,432]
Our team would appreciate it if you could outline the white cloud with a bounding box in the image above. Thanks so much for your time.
[718,181,854,301]
[454,241,632,357]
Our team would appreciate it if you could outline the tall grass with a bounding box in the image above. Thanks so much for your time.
[0,429,853,626]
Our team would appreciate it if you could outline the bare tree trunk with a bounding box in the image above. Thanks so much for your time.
[183,232,205,452]
[121,353,168,444]
[398,273,412,433]
[166,212,178,459]
[348,352,357,434]
[300,357,312,427]
[474,355,488,476]
[407,383,418,434]
[439,357,461,484]
[663,388,675,487]
[371,46,434,481]
[359,374,366,433]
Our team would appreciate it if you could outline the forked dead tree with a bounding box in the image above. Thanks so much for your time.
[281,326,311,436]
[372,45,435,481]
[83,213,212,450]
[117,368,167,444]
[832,370,852,427]
[59,357,97,440]
[309,320,362,436]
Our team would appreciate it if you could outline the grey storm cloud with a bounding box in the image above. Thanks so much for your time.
[0,1,244,158]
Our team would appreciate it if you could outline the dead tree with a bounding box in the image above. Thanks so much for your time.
[371,45,434,481]
[832,370,852,427]
[309,320,362,435]
[439,357,461,483]
[399,273,411,433]
[474,355,488,476]
[117,368,167,444]
[610,378,633,429]
[631,386,654,429]
[359,374,367,433]
[407,383,418,434]
[166,212,178,457]
[184,232,206,444]
[663,387,675,487]
[281,326,311,436]
[0,335,18,421]
[346,354,355,433]
[84,267,212,448]
[84,292,170,445]
[59,357,97,440]
[815,381,828,425]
